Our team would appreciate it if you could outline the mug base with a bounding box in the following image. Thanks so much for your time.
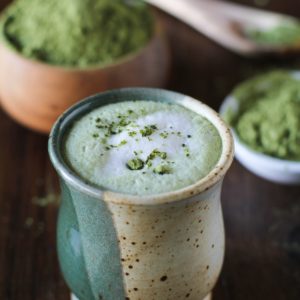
[204,293,212,300]
[71,292,212,300]
[71,294,78,300]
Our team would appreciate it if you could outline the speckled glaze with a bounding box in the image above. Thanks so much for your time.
[48,88,234,300]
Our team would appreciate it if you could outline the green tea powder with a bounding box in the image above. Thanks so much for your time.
[225,71,300,161]
[1,0,154,67]
[245,21,300,46]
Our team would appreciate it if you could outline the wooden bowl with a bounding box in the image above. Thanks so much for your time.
[0,23,170,133]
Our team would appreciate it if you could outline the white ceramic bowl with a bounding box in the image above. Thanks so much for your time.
[220,95,300,185]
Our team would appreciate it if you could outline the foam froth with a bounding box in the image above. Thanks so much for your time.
[64,101,222,195]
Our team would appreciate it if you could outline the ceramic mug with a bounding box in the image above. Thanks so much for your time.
[48,88,234,300]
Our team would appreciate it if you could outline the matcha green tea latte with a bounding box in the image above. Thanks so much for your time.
[0,0,154,67]
[64,101,222,195]
[49,89,234,300]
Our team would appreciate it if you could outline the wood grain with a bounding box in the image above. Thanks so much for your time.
[0,0,300,299]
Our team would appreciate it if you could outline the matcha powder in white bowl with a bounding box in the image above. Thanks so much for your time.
[220,70,300,184]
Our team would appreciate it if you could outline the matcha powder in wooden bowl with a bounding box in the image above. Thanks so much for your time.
[0,0,154,67]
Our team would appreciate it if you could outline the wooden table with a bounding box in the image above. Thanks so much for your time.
[0,0,300,299]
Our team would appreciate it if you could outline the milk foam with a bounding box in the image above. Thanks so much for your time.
[64,101,222,195]
[99,111,192,177]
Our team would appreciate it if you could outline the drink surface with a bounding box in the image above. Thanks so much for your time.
[63,100,222,195]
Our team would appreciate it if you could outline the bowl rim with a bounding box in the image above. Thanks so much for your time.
[220,93,300,170]
[48,87,234,206]
[0,10,163,72]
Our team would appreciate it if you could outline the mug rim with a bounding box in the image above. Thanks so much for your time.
[48,87,234,205]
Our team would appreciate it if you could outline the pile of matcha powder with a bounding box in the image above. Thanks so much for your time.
[225,70,300,161]
[0,0,154,67]
[245,21,300,46]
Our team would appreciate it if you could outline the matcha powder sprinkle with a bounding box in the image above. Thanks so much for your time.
[1,0,154,67]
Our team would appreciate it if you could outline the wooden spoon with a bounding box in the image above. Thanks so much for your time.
[146,0,300,56]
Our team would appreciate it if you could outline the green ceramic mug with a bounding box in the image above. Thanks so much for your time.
[48,88,234,300]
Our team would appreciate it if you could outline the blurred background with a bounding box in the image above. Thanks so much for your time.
[0,0,300,299]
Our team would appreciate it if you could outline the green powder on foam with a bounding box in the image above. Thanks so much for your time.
[224,70,300,161]
[0,0,154,67]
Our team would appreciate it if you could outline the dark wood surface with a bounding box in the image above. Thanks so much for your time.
[1,0,300,299]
